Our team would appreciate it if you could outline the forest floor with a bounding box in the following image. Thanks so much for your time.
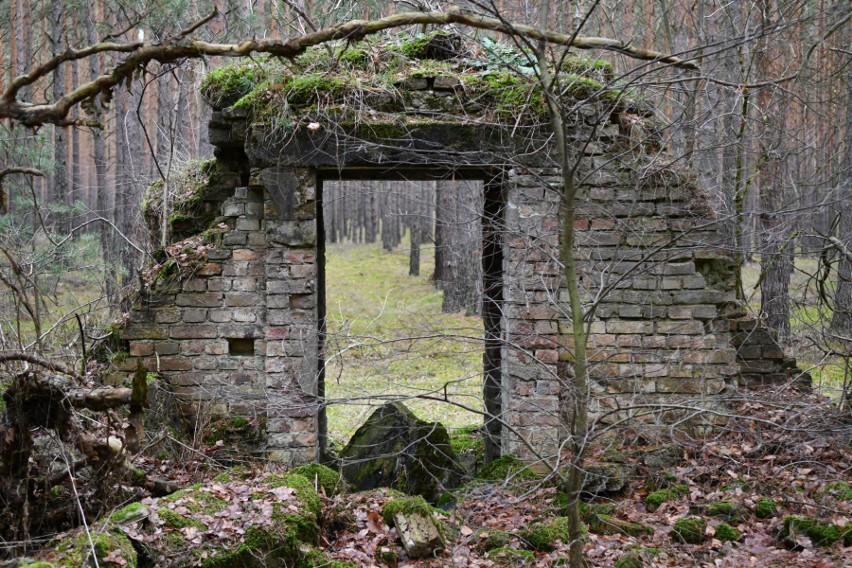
[313,387,851,568]
[122,384,849,568]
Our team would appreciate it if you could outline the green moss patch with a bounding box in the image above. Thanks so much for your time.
[486,547,535,566]
[476,455,537,483]
[644,484,689,512]
[108,501,147,524]
[754,498,778,519]
[291,463,347,496]
[820,481,852,501]
[481,529,513,551]
[778,516,842,547]
[381,495,438,527]
[671,516,707,544]
[584,509,654,537]
[199,34,624,133]
[693,501,746,524]
[521,517,581,551]
[613,552,643,568]
[201,61,271,108]
[50,530,138,568]
[714,523,741,542]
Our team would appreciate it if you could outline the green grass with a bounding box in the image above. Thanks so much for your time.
[324,239,483,448]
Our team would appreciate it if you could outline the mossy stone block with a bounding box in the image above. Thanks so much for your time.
[340,402,461,502]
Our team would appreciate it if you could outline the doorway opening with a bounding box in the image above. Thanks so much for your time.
[317,170,504,459]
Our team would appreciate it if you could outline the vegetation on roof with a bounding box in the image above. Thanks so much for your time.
[199,31,625,130]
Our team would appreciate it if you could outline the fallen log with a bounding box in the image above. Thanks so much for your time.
[0,355,163,552]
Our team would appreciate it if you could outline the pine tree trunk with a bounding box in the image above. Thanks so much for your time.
[830,68,852,334]
[439,180,483,314]
[409,182,421,277]
[759,159,793,340]
[51,0,69,232]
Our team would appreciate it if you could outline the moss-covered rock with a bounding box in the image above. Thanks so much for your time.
[380,496,438,527]
[583,508,654,537]
[481,529,513,551]
[644,484,689,512]
[476,455,537,483]
[339,402,462,502]
[714,523,741,542]
[290,463,348,496]
[29,472,325,568]
[521,517,581,551]
[778,516,842,547]
[108,501,148,525]
[690,501,746,524]
[630,444,683,470]
[671,516,707,544]
[486,547,535,566]
[753,498,778,519]
[581,461,637,497]
[49,530,138,567]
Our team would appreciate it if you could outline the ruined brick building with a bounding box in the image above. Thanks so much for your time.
[118,39,805,464]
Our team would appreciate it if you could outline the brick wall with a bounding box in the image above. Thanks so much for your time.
[117,84,800,464]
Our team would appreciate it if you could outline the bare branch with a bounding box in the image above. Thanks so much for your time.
[0,8,698,127]
[0,352,83,380]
